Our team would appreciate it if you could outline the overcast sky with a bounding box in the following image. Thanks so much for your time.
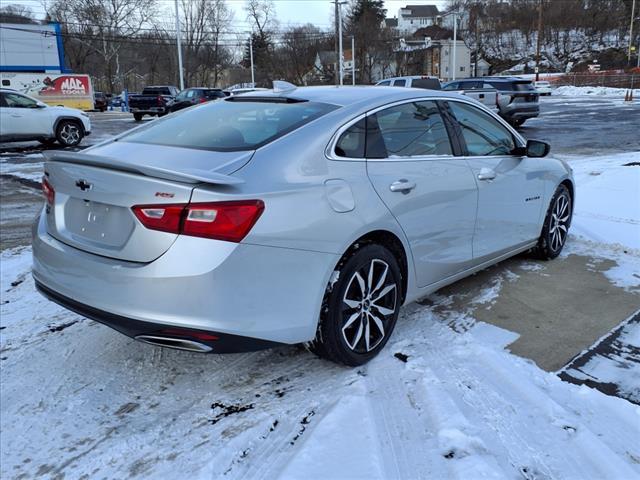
[13,0,449,27]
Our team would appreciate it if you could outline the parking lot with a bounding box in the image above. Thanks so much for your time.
[1,95,639,478]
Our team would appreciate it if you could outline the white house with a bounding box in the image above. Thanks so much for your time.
[396,5,439,35]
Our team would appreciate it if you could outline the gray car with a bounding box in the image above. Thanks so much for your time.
[32,85,574,366]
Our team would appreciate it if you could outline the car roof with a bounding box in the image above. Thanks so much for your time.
[237,85,462,107]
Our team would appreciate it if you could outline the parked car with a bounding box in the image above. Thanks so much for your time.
[534,80,553,96]
[168,88,226,113]
[32,86,573,366]
[129,85,179,121]
[377,76,499,111]
[443,77,540,126]
[0,88,91,146]
[93,91,107,112]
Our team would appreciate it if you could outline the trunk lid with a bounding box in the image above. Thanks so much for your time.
[43,144,251,262]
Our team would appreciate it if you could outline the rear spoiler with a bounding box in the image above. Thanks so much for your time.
[44,151,244,186]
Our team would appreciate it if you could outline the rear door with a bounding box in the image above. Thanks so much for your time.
[364,100,478,287]
[444,100,545,260]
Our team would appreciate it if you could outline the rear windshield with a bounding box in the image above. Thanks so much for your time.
[488,81,534,92]
[142,87,172,95]
[119,99,337,151]
[412,78,441,90]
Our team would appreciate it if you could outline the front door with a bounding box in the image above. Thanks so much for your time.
[445,100,545,260]
[365,100,478,287]
[2,92,51,137]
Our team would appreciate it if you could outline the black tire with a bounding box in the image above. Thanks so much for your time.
[38,138,57,147]
[55,120,83,147]
[307,244,403,366]
[133,113,143,122]
[532,184,572,260]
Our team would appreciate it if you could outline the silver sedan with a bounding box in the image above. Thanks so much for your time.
[32,85,574,366]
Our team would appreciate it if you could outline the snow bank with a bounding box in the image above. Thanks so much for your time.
[553,85,640,97]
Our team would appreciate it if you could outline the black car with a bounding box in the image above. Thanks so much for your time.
[168,88,226,113]
[443,77,539,127]
[93,91,107,112]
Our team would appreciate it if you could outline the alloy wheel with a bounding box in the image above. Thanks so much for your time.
[341,259,397,353]
[549,193,570,251]
[59,123,81,145]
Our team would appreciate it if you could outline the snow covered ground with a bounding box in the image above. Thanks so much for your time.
[1,152,639,479]
[553,85,640,97]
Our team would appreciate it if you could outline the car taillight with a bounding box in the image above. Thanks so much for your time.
[157,95,163,106]
[199,97,207,103]
[131,200,264,243]
[42,177,55,206]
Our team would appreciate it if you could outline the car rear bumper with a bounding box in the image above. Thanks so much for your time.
[502,104,539,120]
[32,211,338,348]
[35,280,281,353]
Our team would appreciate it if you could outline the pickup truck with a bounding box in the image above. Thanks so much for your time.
[129,86,180,121]
[375,76,498,111]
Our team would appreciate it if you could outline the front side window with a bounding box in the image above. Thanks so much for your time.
[442,82,459,91]
[377,80,391,86]
[447,101,515,156]
[368,101,452,158]
[120,99,337,151]
[4,92,38,108]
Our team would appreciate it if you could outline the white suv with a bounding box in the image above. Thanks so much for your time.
[0,89,91,147]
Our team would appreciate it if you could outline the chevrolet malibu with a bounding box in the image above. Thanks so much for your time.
[32,85,574,366]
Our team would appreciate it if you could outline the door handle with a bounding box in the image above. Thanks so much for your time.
[389,179,416,193]
[10,114,22,118]
[477,168,496,181]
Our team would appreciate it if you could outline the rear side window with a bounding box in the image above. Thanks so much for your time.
[447,101,515,156]
[487,82,510,92]
[393,79,407,87]
[367,101,452,158]
[335,118,366,158]
[120,100,337,151]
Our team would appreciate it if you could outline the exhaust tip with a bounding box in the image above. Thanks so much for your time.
[135,335,213,353]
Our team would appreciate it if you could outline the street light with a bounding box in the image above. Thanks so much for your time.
[174,0,184,90]
[334,0,347,86]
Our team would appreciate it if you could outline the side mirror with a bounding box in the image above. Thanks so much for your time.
[525,139,550,158]
[36,101,48,109]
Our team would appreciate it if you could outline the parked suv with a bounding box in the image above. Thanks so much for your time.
[168,88,226,113]
[93,91,107,112]
[443,77,539,126]
[0,89,91,146]
[378,76,498,111]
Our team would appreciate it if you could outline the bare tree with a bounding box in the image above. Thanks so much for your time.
[47,0,157,92]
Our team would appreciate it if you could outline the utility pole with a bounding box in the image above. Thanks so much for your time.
[338,1,344,85]
[452,13,457,81]
[535,0,543,81]
[352,36,356,85]
[334,0,339,86]
[629,0,637,64]
[174,0,184,90]
[249,35,255,86]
